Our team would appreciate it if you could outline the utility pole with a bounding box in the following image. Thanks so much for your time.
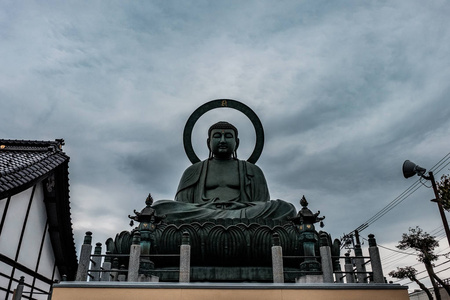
[403,160,450,247]
[428,171,450,248]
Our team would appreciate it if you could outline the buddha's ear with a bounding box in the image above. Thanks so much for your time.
[235,138,240,150]
[207,138,211,151]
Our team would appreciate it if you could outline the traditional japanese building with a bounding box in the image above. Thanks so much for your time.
[0,139,78,300]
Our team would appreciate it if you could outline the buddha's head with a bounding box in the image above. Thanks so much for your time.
[207,121,240,159]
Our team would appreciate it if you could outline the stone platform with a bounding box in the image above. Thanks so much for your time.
[106,218,341,282]
[52,282,409,300]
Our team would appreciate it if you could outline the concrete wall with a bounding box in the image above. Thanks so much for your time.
[409,287,450,300]
[52,282,409,300]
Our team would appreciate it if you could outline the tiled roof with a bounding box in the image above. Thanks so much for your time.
[0,139,69,196]
[0,138,78,279]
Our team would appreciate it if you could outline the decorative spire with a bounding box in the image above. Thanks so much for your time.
[300,195,308,207]
[290,195,325,227]
[145,193,153,206]
[128,193,165,224]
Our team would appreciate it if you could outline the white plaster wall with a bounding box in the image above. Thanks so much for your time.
[11,269,53,300]
[12,269,52,300]
[37,227,57,279]
[0,182,57,300]
[33,277,53,300]
[54,262,61,281]
[0,262,12,298]
[0,187,32,258]
[18,182,47,271]
[0,197,7,218]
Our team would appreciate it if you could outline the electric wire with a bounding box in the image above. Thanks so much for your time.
[390,248,450,284]
[361,237,416,256]
[354,181,422,232]
[362,225,450,282]
[348,152,450,236]
[339,154,450,288]
[358,227,446,269]
[400,264,450,286]
[389,242,450,283]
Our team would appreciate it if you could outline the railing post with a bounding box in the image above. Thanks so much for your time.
[368,234,384,283]
[354,244,367,283]
[179,232,191,283]
[128,231,141,282]
[334,261,344,283]
[271,233,284,283]
[319,233,334,283]
[91,242,102,281]
[110,258,119,281]
[47,285,53,300]
[76,232,93,281]
[12,276,25,300]
[100,251,112,281]
[344,252,355,283]
[118,265,127,281]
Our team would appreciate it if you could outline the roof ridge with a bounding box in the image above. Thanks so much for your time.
[0,139,65,149]
[0,139,68,179]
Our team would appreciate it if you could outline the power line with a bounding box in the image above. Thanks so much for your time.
[403,265,450,286]
[381,226,449,270]
[348,152,450,236]
[362,237,416,256]
[392,260,450,284]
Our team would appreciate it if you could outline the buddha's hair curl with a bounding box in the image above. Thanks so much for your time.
[208,121,238,138]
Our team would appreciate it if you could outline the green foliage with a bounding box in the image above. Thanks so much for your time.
[437,174,450,212]
[389,266,417,280]
[397,226,439,263]
[392,227,449,300]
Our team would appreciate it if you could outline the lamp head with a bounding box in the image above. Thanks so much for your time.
[402,160,427,178]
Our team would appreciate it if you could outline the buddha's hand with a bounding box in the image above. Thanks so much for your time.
[200,198,250,210]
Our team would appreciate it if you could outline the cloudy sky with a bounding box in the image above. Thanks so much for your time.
[1,0,450,290]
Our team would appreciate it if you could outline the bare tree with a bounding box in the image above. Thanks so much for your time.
[389,266,433,300]
[395,227,450,300]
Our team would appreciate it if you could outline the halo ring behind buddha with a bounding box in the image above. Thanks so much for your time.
[183,99,265,164]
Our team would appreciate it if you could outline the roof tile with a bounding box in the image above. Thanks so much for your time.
[0,139,68,197]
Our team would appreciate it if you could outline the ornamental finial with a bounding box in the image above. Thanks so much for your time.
[145,193,153,206]
[300,195,308,207]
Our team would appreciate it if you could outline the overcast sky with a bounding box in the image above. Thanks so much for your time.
[1,0,450,290]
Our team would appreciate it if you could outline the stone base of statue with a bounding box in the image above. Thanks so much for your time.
[106,215,342,282]
[154,266,306,282]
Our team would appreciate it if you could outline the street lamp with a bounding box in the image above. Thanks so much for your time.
[402,160,450,247]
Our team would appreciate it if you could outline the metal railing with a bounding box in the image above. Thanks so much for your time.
[74,231,385,284]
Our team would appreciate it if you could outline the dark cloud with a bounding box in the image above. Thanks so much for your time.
[118,145,185,196]
[1,0,450,290]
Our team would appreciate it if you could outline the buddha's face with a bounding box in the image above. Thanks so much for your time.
[208,128,239,159]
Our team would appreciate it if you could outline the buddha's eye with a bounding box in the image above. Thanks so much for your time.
[213,133,221,138]
[225,133,233,138]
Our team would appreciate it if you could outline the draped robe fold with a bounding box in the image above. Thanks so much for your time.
[152,160,296,221]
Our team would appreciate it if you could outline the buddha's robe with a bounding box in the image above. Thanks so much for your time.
[152,160,296,221]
